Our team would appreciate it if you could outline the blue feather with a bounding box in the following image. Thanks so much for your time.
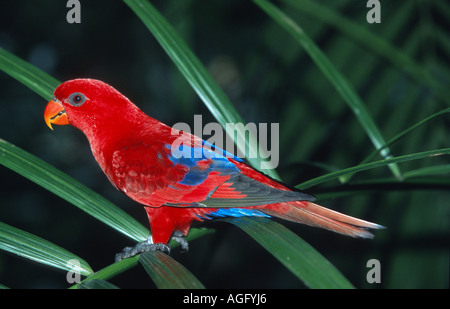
[198,208,272,220]
[165,143,240,186]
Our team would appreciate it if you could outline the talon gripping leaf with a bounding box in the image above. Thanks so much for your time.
[44,79,383,259]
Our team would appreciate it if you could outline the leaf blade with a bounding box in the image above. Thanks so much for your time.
[0,47,59,99]
[0,221,93,276]
[298,148,450,190]
[139,251,205,289]
[77,279,119,289]
[69,256,139,289]
[223,217,354,289]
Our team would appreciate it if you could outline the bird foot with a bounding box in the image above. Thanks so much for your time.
[115,237,170,262]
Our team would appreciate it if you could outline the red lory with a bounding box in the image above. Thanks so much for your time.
[44,79,383,261]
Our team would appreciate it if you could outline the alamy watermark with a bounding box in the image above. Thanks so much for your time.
[366,258,381,284]
[366,0,381,24]
[66,259,82,284]
[66,0,81,24]
[171,115,280,170]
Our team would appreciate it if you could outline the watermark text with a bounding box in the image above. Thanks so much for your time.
[171,115,279,170]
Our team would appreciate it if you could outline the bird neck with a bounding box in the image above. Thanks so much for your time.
[84,110,167,176]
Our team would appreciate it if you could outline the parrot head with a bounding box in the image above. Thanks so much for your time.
[44,79,142,133]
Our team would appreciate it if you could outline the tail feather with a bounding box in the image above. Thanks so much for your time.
[261,202,384,239]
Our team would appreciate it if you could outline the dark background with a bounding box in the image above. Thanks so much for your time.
[0,0,448,288]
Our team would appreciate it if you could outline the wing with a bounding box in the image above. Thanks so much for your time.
[108,135,314,208]
[107,139,236,206]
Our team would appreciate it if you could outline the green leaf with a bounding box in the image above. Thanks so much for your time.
[77,279,119,289]
[0,47,59,99]
[0,139,149,242]
[282,0,449,105]
[223,217,354,289]
[314,175,450,201]
[252,0,402,180]
[403,164,450,179]
[298,148,450,190]
[0,221,93,276]
[69,256,139,289]
[139,251,205,289]
[362,107,450,163]
[122,0,280,179]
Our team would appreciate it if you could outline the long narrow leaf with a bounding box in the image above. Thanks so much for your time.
[338,107,450,183]
[0,47,59,99]
[0,221,93,276]
[223,217,354,289]
[0,139,149,242]
[362,107,450,163]
[403,164,450,179]
[69,256,139,289]
[253,0,402,179]
[77,279,119,289]
[123,0,279,178]
[314,177,450,201]
[298,148,450,190]
[139,251,205,289]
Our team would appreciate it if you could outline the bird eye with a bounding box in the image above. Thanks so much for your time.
[68,92,86,106]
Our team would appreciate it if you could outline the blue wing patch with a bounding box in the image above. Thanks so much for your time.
[165,143,240,186]
[197,208,272,220]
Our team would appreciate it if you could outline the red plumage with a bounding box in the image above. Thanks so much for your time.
[44,79,383,254]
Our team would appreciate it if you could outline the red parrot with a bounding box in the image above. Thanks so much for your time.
[44,79,383,261]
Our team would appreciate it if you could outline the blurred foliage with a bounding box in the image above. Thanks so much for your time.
[0,0,448,288]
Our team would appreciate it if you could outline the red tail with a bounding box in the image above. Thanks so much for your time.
[261,201,384,238]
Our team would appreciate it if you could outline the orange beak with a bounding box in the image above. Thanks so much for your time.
[44,99,69,130]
